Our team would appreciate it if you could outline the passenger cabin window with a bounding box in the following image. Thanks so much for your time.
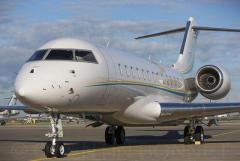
[136,68,140,79]
[75,50,98,63]
[46,49,73,60]
[118,64,123,76]
[130,66,134,78]
[28,50,47,61]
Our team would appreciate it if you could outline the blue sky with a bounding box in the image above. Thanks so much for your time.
[0,0,240,104]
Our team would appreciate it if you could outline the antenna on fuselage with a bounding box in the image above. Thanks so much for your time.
[106,40,110,48]
[148,55,151,63]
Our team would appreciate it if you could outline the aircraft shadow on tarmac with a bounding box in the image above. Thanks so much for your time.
[0,129,238,156]
[64,130,210,154]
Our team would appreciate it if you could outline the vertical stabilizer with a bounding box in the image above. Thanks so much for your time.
[135,17,240,74]
[172,17,198,74]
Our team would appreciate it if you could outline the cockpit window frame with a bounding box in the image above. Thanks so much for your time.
[74,49,98,64]
[27,49,50,62]
[28,48,99,64]
[44,49,75,61]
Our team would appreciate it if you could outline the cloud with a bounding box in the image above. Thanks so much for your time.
[0,1,23,24]
[64,0,184,11]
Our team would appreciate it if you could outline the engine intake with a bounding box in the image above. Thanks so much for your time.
[195,65,230,100]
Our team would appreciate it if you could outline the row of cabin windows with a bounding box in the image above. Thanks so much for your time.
[118,64,182,88]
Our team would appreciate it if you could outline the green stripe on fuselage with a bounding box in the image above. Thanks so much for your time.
[87,81,190,97]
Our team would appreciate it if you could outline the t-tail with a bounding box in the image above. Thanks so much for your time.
[173,17,197,74]
[135,17,240,74]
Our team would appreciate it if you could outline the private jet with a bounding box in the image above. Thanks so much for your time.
[1,17,240,158]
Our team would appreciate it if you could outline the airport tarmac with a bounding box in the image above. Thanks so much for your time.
[1,122,240,161]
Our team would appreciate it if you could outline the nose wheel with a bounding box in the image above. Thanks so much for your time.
[44,113,65,158]
[105,126,125,145]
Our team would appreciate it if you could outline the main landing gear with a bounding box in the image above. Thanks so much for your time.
[105,126,125,145]
[184,120,204,144]
[44,113,65,158]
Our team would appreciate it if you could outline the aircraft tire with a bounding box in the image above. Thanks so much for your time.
[195,126,204,144]
[55,142,65,158]
[44,141,54,158]
[115,126,125,145]
[105,126,115,145]
[184,126,193,144]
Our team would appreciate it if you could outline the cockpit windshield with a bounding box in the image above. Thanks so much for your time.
[27,49,98,63]
[28,50,47,61]
[45,49,73,60]
[75,50,98,63]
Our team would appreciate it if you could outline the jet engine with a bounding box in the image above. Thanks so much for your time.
[195,65,230,100]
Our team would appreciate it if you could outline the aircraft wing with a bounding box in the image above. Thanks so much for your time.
[0,105,41,114]
[0,105,28,110]
[116,95,240,125]
[158,102,240,122]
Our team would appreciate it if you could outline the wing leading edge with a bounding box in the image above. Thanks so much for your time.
[0,106,27,110]
[0,105,41,114]
[159,102,240,122]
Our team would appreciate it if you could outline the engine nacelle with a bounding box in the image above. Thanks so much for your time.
[195,65,231,100]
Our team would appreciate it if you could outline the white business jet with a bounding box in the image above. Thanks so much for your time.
[1,17,240,158]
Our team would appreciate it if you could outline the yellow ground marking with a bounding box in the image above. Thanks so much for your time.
[31,130,240,161]
[194,141,201,145]
[31,146,139,161]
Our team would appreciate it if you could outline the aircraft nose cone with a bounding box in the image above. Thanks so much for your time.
[14,77,31,101]
[15,88,25,97]
[14,83,37,106]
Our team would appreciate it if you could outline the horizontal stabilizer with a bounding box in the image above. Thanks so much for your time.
[135,26,240,40]
[193,26,240,32]
[135,27,185,39]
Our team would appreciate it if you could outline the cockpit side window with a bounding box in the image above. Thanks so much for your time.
[75,50,98,63]
[46,49,73,60]
[28,50,47,61]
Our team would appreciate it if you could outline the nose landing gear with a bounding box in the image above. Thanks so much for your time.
[44,113,65,158]
[105,126,125,145]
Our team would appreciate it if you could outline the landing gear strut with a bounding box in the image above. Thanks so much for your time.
[44,113,65,158]
[105,126,125,145]
[184,120,204,144]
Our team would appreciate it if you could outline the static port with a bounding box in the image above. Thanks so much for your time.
[69,88,74,94]
[70,70,75,74]
[30,69,34,73]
